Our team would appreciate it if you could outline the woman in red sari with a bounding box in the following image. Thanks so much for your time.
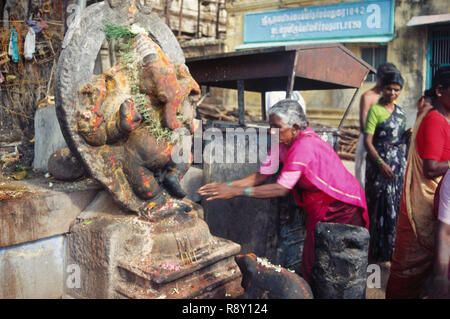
[386,66,450,299]
[198,99,369,284]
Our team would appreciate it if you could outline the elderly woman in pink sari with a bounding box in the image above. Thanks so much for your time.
[198,99,369,283]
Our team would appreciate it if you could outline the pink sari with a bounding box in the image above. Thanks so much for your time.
[282,128,369,283]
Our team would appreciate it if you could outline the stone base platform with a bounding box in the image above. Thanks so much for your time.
[0,176,101,249]
[116,239,242,299]
[0,176,101,298]
[65,191,243,299]
[1,177,243,299]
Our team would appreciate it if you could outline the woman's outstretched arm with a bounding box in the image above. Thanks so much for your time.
[197,172,290,201]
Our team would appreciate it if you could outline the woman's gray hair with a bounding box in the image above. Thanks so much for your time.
[268,99,309,130]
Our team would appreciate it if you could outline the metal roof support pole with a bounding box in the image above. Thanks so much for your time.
[237,80,245,126]
[285,51,299,99]
[338,86,361,130]
[338,70,370,130]
[285,75,294,99]
[261,92,267,121]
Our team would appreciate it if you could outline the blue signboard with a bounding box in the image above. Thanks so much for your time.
[244,0,394,43]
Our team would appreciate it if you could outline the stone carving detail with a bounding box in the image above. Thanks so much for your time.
[55,1,200,220]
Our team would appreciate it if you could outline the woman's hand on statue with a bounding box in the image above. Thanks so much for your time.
[379,162,395,179]
[197,182,238,201]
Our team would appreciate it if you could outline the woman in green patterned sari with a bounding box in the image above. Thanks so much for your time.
[364,72,410,262]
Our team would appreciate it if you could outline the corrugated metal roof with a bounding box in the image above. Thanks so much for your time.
[186,44,376,92]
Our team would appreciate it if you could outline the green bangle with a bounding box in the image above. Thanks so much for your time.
[376,157,385,165]
[243,187,254,197]
[226,182,233,186]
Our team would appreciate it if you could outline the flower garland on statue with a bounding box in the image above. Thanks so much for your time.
[103,23,183,144]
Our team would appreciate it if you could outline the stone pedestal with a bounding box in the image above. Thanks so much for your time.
[65,191,243,299]
[311,222,369,299]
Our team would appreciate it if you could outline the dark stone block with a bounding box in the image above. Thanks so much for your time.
[235,253,313,299]
[48,148,86,181]
[311,222,369,299]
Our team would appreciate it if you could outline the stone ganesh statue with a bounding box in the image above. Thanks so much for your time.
[76,32,200,219]
[54,1,202,220]
[55,2,244,301]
